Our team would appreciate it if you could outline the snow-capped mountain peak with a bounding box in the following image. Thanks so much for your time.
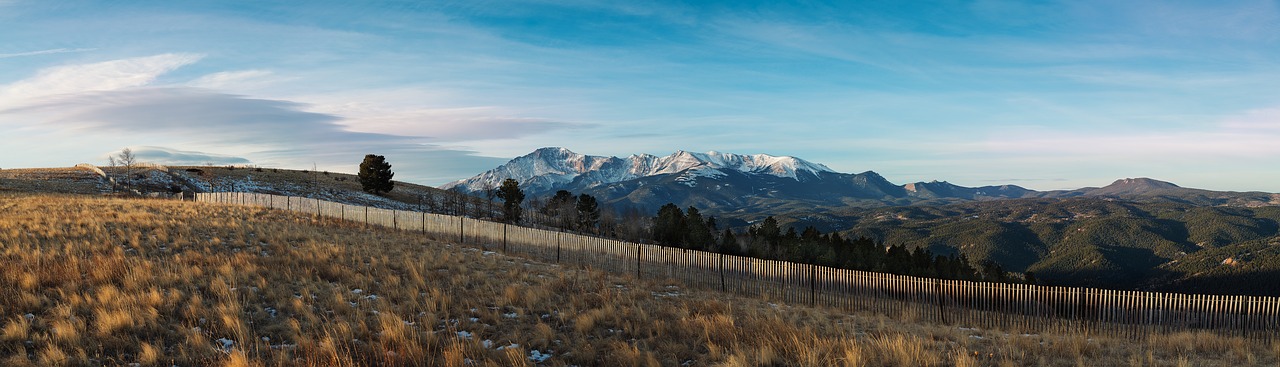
[443,148,838,193]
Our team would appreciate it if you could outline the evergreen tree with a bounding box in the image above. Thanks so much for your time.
[496,178,524,223]
[576,194,600,233]
[910,247,935,277]
[801,226,822,242]
[543,190,576,229]
[981,261,1008,283]
[758,216,781,245]
[653,203,686,246]
[881,245,912,275]
[719,229,739,255]
[358,154,395,195]
[684,206,714,251]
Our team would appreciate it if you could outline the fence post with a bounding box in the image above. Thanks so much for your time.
[636,244,641,279]
[810,264,817,307]
[556,232,561,263]
[459,218,464,244]
[720,253,726,292]
[937,279,947,325]
[503,223,508,254]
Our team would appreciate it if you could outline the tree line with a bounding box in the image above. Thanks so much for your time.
[404,175,1017,284]
[478,177,1015,283]
[650,203,1014,282]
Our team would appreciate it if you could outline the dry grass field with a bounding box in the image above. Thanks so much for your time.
[0,193,1276,366]
[0,165,456,212]
[0,168,107,195]
[167,166,450,210]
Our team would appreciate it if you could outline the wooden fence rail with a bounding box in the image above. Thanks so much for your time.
[197,192,1279,341]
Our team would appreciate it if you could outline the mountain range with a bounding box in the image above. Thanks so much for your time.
[444,148,1280,293]
[444,147,1280,213]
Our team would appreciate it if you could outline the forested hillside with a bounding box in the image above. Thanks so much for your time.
[829,198,1280,293]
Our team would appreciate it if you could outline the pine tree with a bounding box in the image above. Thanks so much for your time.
[358,154,395,195]
[575,194,600,233]
[719,229,739,255]
[685,206,713,251]
[543,190,576,229]
[653,203,686,246]
[496,178,524,223]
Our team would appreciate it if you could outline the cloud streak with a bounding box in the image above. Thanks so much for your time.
[106,146,252,166]
[0,48,96,59]
[322,106,592,142]
[0,86,509,184]
[0,53,202,106]
[188,70,276,90]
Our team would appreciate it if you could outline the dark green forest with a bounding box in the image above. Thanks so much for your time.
[650,202,1017,283]
[830,199,1280,294]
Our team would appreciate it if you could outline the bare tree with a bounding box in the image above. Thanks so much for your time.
[424,189,439,213]
[468,195,486,219]
[482,182,499,220]
[108,148,137,188]
[445,187,467,216]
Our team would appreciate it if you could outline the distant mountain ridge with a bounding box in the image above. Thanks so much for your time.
[443,147,837,193]
[445,147,1280,213]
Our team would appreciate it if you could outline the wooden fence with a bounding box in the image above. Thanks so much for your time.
[197,192,1280,341]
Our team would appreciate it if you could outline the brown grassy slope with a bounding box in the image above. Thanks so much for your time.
[0,194,1275,367]
[0,165,461,211]
[0,168,107,195]
[168,166,449,209]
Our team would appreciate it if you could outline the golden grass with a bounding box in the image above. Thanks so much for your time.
[0,168,105,194]
[0,193,1275,366]
[168,166,446,208]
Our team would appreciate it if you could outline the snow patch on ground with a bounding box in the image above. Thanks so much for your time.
[215,338,235,352]
[528,350,552,362]
[673,167,726,187]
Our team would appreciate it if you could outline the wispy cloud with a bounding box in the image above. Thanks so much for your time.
[979,132,1280,158]
[317,105,591,142]
[188,70,276,90]
[1116,0,1280,41]
[1220,107,1280,131]
[0,53,203,106]
[0,47,96,59]
[0,86,507,184]
[106,146,251,166]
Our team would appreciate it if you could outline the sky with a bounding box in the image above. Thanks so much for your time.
[2,1,1279,191]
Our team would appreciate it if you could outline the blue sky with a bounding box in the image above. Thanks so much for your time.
[2,1,1279,191]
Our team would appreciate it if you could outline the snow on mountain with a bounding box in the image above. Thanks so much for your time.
[440,147,616,193]
[443,147,836,193]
